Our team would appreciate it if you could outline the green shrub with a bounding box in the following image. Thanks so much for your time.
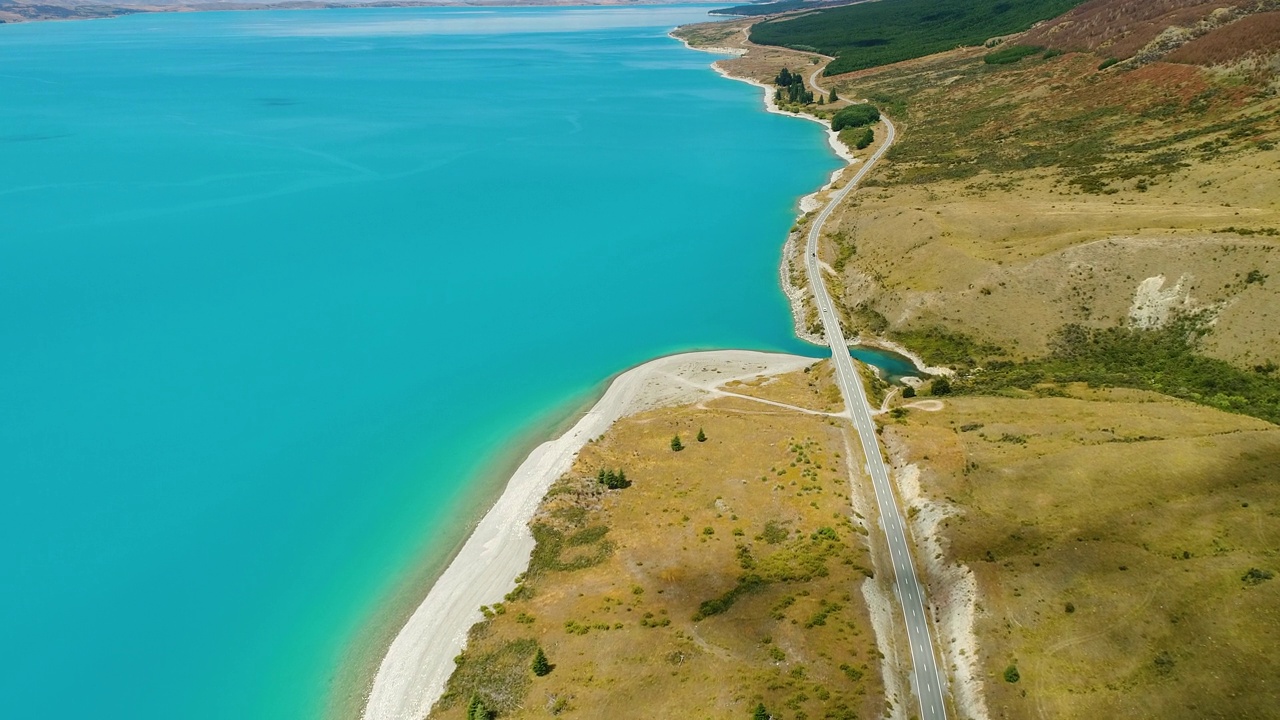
[890,326,1004,368]
[983,44,1044,64]
[958,317,1280,424]
[1004,664,1021,683]
[1098,57,1120,70]
[760,520,790,544]
[440,638,540,715]
[1243,567,1274,585]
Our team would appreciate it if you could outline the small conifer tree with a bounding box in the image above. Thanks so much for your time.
[532,647,552,676]
[753,703,770,720]
[671,435,684,452]
[696,428,707,442]
[829,89,838,103]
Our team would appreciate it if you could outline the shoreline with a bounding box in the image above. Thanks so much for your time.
[675,29,948,380]
[328,384,604,720]
[359,350,816,720]
[668,31,854,165]
[360,27,933,720]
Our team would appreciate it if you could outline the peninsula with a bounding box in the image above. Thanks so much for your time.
[362,0,1280,718]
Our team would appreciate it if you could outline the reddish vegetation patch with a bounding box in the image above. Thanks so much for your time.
[1116,62,1214,104]
[1023,0,1252,58]
[1165,11,1280,65]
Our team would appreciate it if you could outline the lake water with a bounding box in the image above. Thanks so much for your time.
[0,6,850,719]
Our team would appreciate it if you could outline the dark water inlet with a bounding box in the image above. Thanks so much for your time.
[849,344,926,383]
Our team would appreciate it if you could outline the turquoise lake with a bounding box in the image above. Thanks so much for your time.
[0,7,846,719]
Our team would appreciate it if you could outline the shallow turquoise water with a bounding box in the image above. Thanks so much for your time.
[0,7,844,719]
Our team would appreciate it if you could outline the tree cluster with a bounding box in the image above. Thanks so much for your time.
[773,67,814,104]
[831,103,880,131]
[596,467,631,489]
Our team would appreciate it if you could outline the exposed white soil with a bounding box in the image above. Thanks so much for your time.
[1129,273,1193,329]
[886,441,992,720]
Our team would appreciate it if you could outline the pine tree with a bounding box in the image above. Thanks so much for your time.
[532,647,552,676]
[829,89,838,103]
[753,702,770,720]
[616,469,629,488]
[696,428,707,443]
[671,435,683,452]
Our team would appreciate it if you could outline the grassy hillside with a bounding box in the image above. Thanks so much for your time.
[748,0,1087,75]
[812,14,1280,380]
[1021,0,1261,59]
[884,390,1280,719]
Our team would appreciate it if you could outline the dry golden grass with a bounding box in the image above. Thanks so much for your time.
[430,364,885,720]
[721,361,844,414]
[884,389,1280,718]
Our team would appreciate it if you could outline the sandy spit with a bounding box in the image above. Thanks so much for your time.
[361,350,816,720]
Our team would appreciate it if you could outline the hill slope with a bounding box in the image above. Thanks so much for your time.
[748,0,1088,74]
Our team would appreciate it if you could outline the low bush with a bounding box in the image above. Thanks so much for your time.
[983,44,1044,64]
[957,316,1280,424]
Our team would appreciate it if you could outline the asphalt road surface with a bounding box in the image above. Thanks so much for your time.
[803,115,949,720]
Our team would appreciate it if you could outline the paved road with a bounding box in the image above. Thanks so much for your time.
[803,114,949,720]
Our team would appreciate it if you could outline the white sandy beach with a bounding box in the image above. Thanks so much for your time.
[361,350,815,720]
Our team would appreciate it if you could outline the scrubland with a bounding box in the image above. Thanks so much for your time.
[430,365,888,720]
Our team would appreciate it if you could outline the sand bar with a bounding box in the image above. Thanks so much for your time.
[361,350,816,720]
